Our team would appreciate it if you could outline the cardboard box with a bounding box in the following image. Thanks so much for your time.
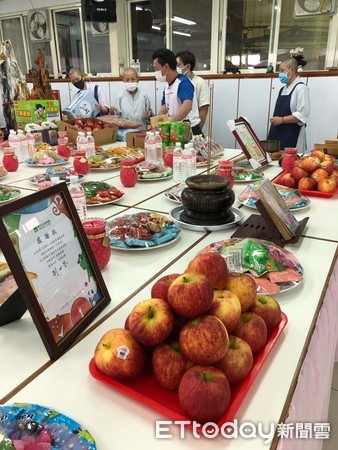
[58,119,118,146]
[62,90,100,119]
[126,130,147,148]
[14,100,60,125]
[150,115,169,128]
[314,143,338,157]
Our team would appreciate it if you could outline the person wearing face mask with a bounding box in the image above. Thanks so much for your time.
[110,68,152,136]
[69,67,109,116]
[268,57,310,152]
[152,48,202,135]
[176,50,210,136]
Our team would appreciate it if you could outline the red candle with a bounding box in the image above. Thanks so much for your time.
[82,218,111,270]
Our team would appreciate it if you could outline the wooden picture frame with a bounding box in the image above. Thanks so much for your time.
[0,183,111,360]
[226,117,272,169]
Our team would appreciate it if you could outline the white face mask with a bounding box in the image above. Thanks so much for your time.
[125,82,138,92]
[154,70,167,83]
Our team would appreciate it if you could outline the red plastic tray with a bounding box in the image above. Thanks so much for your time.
[89,312,288,428]
[273,172,338,198]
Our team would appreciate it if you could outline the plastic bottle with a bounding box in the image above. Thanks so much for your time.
[154,130,163,164]
[131,59,136,70]
[173,142,182,185]
[181,144,197,184]
[144,131,157,163]
[68,175,87,221]
[17,130,29,161]
[135,58,141,75]
[8,130,23,163]
[76,131,88,154]
[26,132,36,157]
[86,131,96,158]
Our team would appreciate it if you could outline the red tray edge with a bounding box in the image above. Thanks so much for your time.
[89,312,288,430]
[273,172,337,198]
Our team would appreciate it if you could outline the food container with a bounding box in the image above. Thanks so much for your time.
[82,218,111,270]
[2,150,18,172]
[217,160,235,188]
[73,150,89,175]
[120,158,138,187]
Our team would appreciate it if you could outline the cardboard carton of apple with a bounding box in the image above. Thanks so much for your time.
[225,273,257,312]
[233,312,267,354]
[208,289,241,333]
[94,328,145,379]
[179,314,229,364]
[185,251,229,289]
[167,272,214,319]
[151,273,181,302]
[128,298,174,347]
[215,335,254,384]
[249,295,282,331]
[152,341,191,390]
[178,365,231,423]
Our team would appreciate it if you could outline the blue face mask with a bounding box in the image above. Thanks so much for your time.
[279,70,290,84]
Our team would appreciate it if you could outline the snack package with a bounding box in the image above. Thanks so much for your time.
[157,123,171,142]
[170,122,191,143]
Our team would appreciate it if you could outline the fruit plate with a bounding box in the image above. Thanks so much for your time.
[273,172,338,198]
[89,312,287,431]
[0,185,21,204]
[106,211,181,250]
[200,237,303,295]
[82,181,125,206]
[0,403,96,449]
[238,182,310,211]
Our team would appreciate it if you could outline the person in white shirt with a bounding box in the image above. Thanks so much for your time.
[176,50,210,136]
[69,67,109,116]
[110,67,152,130]
[268,57,310,152]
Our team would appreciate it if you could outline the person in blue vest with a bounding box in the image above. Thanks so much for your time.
[69,67,109,117]
[268,57,310,152]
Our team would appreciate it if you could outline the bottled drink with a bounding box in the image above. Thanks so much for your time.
[154,130,163,164]
[26,132,36,157]
[144,132,157,163]
[135,58,141,75]
[86,131,96,158]
[17,130,29,161]
[130,59,136,70]
[181,145,197,184]
[76,131,88,154]
[68,175,87,221]
[8,130,23,163]
[173,142,182,185]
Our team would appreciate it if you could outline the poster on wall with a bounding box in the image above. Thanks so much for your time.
[0,184,111,359]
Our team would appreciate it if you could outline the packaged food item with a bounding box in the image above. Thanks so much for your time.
[170,121,191,143]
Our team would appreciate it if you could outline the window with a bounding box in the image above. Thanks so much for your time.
[54,10,83,74]
[1,17,27,75]
[85,21,111,74]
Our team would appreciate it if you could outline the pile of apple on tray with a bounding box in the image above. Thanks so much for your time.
[90,251,287,428]
[275,150,338,197]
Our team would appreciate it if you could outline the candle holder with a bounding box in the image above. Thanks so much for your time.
[82,218,111,270]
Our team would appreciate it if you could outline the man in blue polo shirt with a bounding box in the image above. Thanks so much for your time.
[152,48,202,135]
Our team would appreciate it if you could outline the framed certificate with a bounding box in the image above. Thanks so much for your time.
[0,183,111,359]
[226,117,272,169]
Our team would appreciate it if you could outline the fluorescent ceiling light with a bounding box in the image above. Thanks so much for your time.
[171,16,196,25]
[135,6,142,10]
[152,25,161,30]
[173,31,191,37]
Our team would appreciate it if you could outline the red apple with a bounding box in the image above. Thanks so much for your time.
[124,314,130,330]
[215,335,254,384]
[151,273,181,302]
[178,365,231,423]
[185,251,229,289]
[291,167,308,183]
[225,273,257,312]
[317,177,337,193]
[277,172,296,189]
[74,119,84,128]
[208,289,241,333]
[323,154,336,164]
[179,314,229,364]
[152,340,190,390]
[95,120,103,127]
[292,159,302,169]
[83,126,92,132]
[93,125,102,130]
[233,312,268,354]
[299,156,321,173]
[94,328,145,379]
[310,168,328,183]
[298,177,317,191]
[72,124,83,130]
[310,150,325,162]
[128,298,174,346]
[167,272,214,319]
[85,120,94,128]
[249,295,282,331]
[103,124,112,128]
[320,161,334,176]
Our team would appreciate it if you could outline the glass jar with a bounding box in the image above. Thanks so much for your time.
[57,131,71,159]
[120,158,138,187]
[217,160,234,188]
[164,146,175,168]
[282,148,298,173]
[73,150,89,175]
[2,149,18,172]
[82,218,111,270]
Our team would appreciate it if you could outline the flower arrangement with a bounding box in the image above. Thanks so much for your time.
[289,47,307,68]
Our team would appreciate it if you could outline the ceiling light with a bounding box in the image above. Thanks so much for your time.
[135,6,142,11]
[152,25,161,30]
[171,16,196,25]
[173,31,191,37]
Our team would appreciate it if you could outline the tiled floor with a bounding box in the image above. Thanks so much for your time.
[323,362,338,450]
